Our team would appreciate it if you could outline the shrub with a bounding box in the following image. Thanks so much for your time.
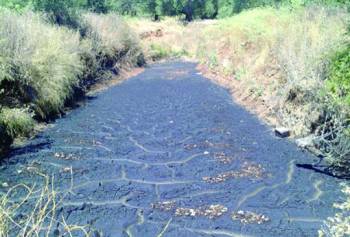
[0,9,83,119]
[0,9,144,153]
[0,107,34,154]
[79,13,144,87]
[316,45,350,169]
[31,0,82,27]
[327,45,350,106]
[0,108,34,138]
[274,6,348,135]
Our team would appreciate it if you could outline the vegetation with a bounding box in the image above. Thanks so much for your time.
[0,8,144,155]
[0,108,34,148]
[0,174,92,236]
[79,13,144,88]
[0,0,349,236]
[319,44,350,170]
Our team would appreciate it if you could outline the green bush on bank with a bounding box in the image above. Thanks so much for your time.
[79,13,144,87]
[317,44,350,169]
[0,9,144,154]
[327,45,350,106]
[0,10,83,119]
[0,107,34,154]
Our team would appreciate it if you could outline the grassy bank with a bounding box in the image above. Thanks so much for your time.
[129,5,350,170]
[0,9,144,155]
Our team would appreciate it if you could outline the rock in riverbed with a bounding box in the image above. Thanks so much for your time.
[275,127,290,138]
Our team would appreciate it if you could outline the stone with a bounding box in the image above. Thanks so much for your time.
[275,127,290,138]
[296,135,315,148]
[2,182,9,188]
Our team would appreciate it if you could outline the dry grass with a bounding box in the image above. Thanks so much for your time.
[274,6,348,135]
[79,13,144,88]
[0,172,90,236]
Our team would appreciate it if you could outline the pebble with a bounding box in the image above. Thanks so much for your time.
[275,127,290,138]
[2,182,9,188]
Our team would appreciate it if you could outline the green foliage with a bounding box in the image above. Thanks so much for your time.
[149,44,172,60]
[86,0,109,13]
[0,0,31,11]
[148,43,188,60]
[0,10,83,119]
[321,184,350,237]
[0,108,34,138]
[108,0,140,15]
[1,0,348,20]
[327,45,350,106]
[320,44,350,170]
[31,0,84,27]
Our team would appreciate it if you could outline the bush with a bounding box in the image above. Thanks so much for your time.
[79,13,144,88]
[31,0,82,27]
[327,45,350,106]
[0,9,83,119]
[316,45,350,170]
[0,108,34,154]
[274,6,347,135]
[0,108,34,138]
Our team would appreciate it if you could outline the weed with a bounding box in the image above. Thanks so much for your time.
[0,172,91,236]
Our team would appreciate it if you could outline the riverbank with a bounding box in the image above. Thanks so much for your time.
[0,10,145,156]
[128,6,350,172]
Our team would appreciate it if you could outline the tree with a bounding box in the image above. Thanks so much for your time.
[86,0,108,13]
[109,0,140,15]
[0,0,32,11]
[32,0,85,27]
[203,0,218,19]
[141,0,162,20]
[173,0,198,21]
[159,0,177,16]
[218,0,235,17]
